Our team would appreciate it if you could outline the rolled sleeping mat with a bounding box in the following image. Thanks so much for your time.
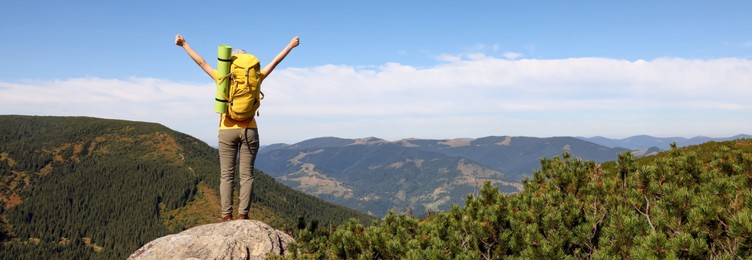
[214,44,232,114]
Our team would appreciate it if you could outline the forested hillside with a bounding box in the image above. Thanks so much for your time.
[0,115,372,259]
[286,139,752,259]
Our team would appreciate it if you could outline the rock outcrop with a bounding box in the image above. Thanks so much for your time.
[129,220,294,260]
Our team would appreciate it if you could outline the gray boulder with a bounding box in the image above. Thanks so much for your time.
[129,220,294,260]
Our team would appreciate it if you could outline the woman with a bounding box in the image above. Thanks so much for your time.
[175,34,300,221]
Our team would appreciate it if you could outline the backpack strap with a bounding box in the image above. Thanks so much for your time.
[215,89,229,103]
[249,67,264,116]
[215,73,232,103]
[216,72,232,84]
[253,68,262,100]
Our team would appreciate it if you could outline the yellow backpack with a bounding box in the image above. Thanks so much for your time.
[219,53,264,121]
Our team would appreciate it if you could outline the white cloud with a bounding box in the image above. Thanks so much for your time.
[435,54,461,63]
[503,52,522,59]
[2,56,751,145]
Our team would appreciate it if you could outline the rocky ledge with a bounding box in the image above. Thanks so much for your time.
[129,220,294,260]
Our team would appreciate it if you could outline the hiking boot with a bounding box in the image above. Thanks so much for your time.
[221,214,233,222]
[237,214,249,220]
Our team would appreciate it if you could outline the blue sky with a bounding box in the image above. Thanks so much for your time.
[1,1,751,145]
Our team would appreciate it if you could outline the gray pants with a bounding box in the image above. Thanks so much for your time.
[218,128,259,216]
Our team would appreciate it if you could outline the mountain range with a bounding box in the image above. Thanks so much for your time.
[257,136,629,216]
[577,134,751,150]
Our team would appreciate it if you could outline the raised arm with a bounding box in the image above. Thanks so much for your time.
[175,34,217,81]
[261,36,300,79]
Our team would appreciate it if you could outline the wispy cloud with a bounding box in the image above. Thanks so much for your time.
[503,52,522,59]
[2,56,751,144]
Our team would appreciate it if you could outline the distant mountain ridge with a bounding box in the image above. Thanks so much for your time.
[577,134,752,150]
[259,137,518,216]
[257,136,629,216]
